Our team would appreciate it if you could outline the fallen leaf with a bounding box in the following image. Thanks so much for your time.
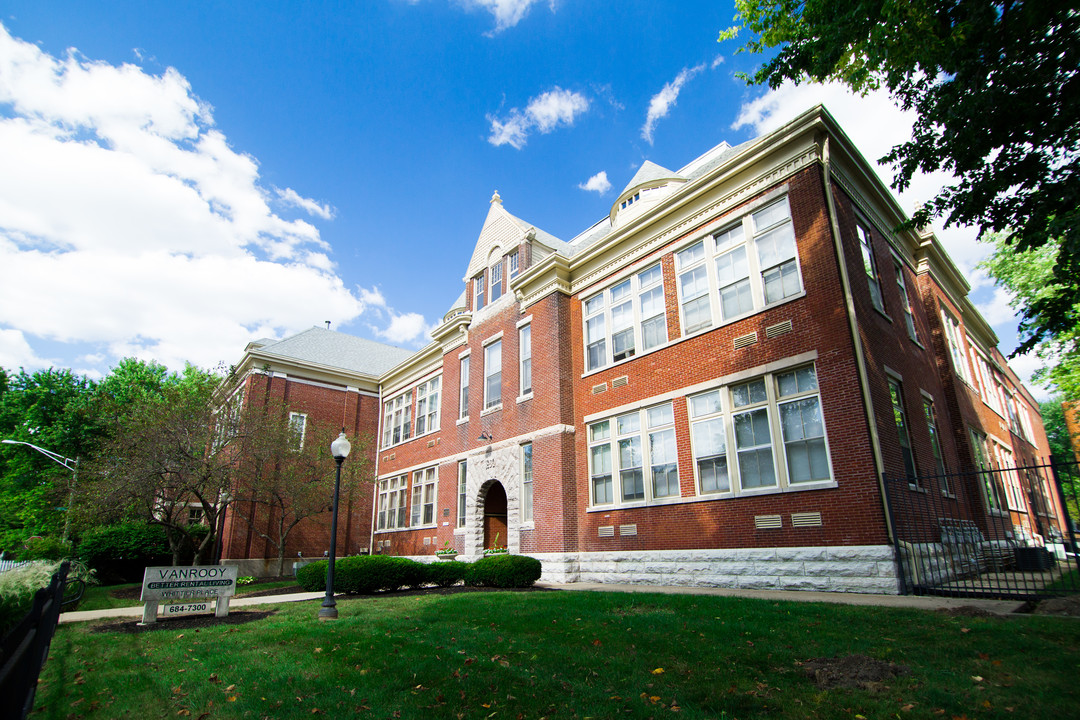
[227,695,238,702]
[971,676,983,682]
[651,668,665,675]
[960,627,970,633]
[177,711,190,717]
[901,704,915,711]
[225,685,236,692]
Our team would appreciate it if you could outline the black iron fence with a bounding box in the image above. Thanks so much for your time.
[883,461,1080,599]
[0,561,75,720]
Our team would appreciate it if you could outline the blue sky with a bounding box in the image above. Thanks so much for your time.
[0,1,1034,391]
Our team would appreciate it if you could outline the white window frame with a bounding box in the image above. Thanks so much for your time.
[490,259,504,302]
[456,461,467,527]
[857,221,885,313]
[521,443,533,523]
[583,262,668,372]
[888,378,918,484]
[992,442,1025,512]
[674,197,802,339]
[474,272,485,310]
[377,476,408,530]
[381,390,413,448]
[941,310,970,383]
[410,466,437,527]
[519,323,532,397]
[587,401,679,508]
[970,427,1006,514]
[288,412,307,450]
[414,377,441,436]
[923,397,949,493]
[483,337,502,411]
[893,257,918,341]
[509,251,520,279]
[459,354,470,420]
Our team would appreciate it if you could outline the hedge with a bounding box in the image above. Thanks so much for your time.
[76,522,171,583]
[463,554,542,588]
[296,555,540,593]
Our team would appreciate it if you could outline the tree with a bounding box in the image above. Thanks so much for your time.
[980,233,1080,399]
[724,1,1080,355]
[0,368,99,553]
[86,365,237,565]
[229,404,370,576]
[1041,399,1080,522]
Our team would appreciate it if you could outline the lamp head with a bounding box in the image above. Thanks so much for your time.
[331,430,351,460]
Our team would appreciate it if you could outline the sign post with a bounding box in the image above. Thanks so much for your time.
[139,565,238,624]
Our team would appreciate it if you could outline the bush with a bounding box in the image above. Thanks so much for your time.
[0,560,94,635]
[295,555,428,594]
[77,522,171,583]
[17,536,74,561]
[425,560,466,588]
[464,554,542,588]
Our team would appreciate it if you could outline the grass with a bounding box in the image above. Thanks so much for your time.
[34,589,1080,719]
[73,579,303,612]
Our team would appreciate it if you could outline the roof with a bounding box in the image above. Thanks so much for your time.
[619,160,684,196]
[252,327,416,377]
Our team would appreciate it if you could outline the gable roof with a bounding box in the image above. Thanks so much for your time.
[252,327,415,378]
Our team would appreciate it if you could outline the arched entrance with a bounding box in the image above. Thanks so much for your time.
[482,481,508,550]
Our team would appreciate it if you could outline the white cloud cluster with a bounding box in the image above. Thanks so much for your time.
[360,285,437,346]
[0,23,419,374]
[578,171,611,194]
[460,0,552,33]
[488,87,589,149]
[641,64,705,144]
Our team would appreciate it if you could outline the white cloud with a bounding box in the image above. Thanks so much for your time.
[642,64,705,144]
[275,187,335,220]
[711,55,725,69]
[488,87,589,149]
[460,0,551,33]
[371,311,434,347]
[578,171,611,194]
[0,22,425,375]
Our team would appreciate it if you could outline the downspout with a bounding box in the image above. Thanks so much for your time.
[820,134,896,544]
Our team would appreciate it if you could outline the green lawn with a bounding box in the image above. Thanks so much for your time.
[35,589,1080,719]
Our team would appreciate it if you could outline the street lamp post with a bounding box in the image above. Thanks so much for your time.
[2,439,79,542]
[319,429,351,620]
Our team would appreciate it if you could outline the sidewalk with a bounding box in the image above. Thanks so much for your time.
[59,583,1025,624]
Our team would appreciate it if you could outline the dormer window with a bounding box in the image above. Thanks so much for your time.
[620,192,640,210]
[509,251,520,279]
[491,259,504,302]
[475,273,486,310]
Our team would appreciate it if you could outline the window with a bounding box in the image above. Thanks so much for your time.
[459,355,470,419]
[970,428,1005,512]
[288,412,307,450]
[923,398,948,492]
[888,379,917,481]
[415,377,440,435]
[776,366,830,485]
[457,461,467,527]
[675,198,801,337]
[484,339,501,410]
[491,260,504,302]
[377,476,408,530]
[474,273,485,310]
[588,402,679,507]
[732,378,776,490]
[969,344,998,411]
[583,263,667,371]
[509,251,520,279]
[941,310,970,383]
[894,258,917,341]
[521,443,533,522]
[410,467,437,527]
[620,192,640,210]
[519,324,532,395]
[992,443,1025,511]
[689,390,729,494]
[381,391,412,448]
[857,222,884,312]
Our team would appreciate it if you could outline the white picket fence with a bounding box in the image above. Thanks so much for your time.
[0,559,33,573]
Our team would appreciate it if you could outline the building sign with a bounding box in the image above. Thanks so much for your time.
[139,565,238,624]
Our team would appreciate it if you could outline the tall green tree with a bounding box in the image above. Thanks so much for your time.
[980,233,1080,399]
[0,368,98,553]
[724,1,1080,355]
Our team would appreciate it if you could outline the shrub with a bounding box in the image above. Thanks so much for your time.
[17,536,73,561]
[77,522,171,583]
[295,555,428,594]
[295,559,327,591]
[0,560,94,635]
[425,560,466,588]
[464,554,542,588]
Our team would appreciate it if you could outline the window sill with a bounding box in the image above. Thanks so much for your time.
[941,492,957,500]
[481,404,503,417]
[519,522,535,530]
[516,393,533,404]
[872,306,893,323]
[456,416,469,426]
[908,483,928,493]
[585,479,838,511]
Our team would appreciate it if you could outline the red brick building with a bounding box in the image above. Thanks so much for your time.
[222,106,1062,591]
